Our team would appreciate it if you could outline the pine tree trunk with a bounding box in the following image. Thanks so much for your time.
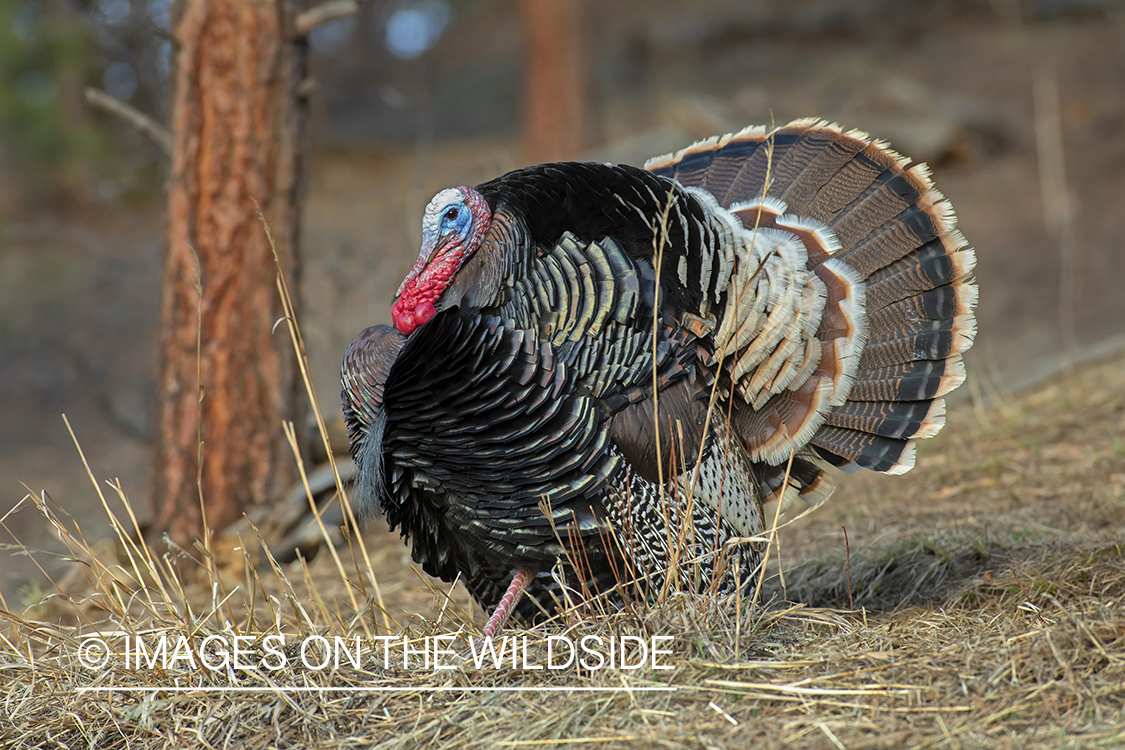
[152,0,307,550]
[521,0,589,164]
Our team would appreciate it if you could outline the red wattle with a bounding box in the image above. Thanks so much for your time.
[395,311,417,335]
[414,300,437,327]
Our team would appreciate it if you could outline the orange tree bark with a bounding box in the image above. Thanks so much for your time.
[521,0,589,164]
[153,0,308,550]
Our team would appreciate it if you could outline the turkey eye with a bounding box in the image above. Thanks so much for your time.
[445,207,459,221]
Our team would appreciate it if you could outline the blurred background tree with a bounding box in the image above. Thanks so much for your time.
[520,0,589,164]
[150,0,309,552]
[0,0,178,208]
[0,0,106,204]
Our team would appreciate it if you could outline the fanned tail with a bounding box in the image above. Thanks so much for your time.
[648,119,977,507]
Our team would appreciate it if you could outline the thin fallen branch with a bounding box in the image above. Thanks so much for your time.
[294,0,358,39]
[84,87,173,157]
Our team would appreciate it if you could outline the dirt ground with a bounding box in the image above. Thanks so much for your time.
[2,7,1124,616]
[3,297,1122,749]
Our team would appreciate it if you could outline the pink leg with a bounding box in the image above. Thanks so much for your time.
[483,566,538,637]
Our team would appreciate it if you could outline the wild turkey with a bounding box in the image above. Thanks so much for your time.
[341,119,977,634]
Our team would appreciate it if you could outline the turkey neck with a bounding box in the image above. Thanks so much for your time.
[440,207,533,312]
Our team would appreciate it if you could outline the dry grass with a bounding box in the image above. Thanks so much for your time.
[2,351,1124,748]
[3,216,1125,748]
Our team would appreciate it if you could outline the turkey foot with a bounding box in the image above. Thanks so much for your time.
[483,565,539,637]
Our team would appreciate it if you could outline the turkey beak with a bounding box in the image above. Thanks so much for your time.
[395,229,442,298]
[395,229,463,300]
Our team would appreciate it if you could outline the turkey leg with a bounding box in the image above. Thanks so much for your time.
[482,565,539,637]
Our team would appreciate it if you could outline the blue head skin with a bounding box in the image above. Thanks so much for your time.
[392,187,492,335]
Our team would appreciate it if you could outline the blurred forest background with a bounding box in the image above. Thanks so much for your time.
[1,0,1123,604]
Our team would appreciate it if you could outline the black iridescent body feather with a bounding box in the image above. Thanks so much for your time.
[341,119,978,625]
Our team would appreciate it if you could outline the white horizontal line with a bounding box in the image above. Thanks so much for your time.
[76,686,677,693]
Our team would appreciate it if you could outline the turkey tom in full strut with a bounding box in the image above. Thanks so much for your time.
[341,118,978,633]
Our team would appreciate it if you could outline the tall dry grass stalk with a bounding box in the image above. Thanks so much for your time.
[1033,64,1079,366]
